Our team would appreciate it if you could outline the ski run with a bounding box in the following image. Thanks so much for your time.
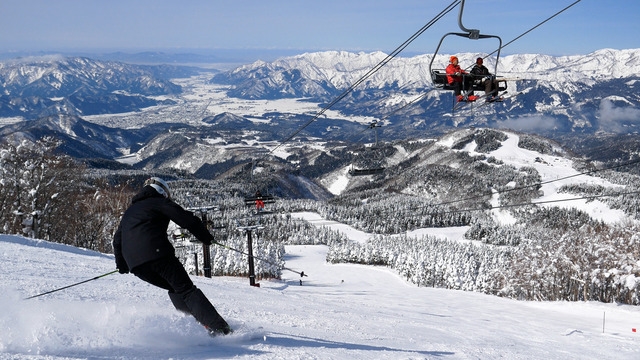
[2,210,640,359]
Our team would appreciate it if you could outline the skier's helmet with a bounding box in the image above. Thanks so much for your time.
[144,177,171,199]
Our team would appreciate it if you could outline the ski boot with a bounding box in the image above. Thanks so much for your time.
[205,324,234,337]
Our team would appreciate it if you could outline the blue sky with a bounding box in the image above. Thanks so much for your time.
[0,0,637,57]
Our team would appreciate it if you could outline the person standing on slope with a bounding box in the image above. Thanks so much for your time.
[113,177,232,337]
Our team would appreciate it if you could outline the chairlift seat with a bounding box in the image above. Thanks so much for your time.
[349,167,385,176]
[431,70,507,92]
[244,195,275,207]
[431,70,450,88]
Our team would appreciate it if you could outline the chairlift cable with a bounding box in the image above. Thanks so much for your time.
[433,189,640,217]
[391,156,640,215]
[254,0,461,166]
[486,0,583,59]
[210,238,307,277]
[426,0,583,117]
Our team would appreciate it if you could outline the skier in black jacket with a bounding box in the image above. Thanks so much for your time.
[113,177,232,336]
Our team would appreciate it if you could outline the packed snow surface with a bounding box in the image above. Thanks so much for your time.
[2,210,640,359]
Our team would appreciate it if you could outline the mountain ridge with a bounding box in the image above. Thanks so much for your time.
[0,50,638,188]
[0,56,187,119]
[208,48,640,138]
[212,49,640,95]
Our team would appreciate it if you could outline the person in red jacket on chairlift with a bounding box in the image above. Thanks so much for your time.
[445,55,477,102]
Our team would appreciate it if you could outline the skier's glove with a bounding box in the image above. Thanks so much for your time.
[116,257,129,274]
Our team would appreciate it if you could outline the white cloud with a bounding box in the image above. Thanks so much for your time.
[493,114,560,132]
[597,98,640,132]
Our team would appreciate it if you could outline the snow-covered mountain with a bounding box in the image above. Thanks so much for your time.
[0,50,638,184]
[211,49,640,136]
[214,49,640,97]
[0,56,187,119]
[0,56,179,96]
[0,114,183,159]
[1,50,638,136]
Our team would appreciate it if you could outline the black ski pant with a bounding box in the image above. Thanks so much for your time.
[480,78,498,97]
[451,77,474,96]
[131,256,229,331]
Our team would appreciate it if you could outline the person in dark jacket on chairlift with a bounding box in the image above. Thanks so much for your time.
[470,57,501,102]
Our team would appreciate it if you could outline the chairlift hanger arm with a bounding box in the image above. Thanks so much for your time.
[428,0,503,78]
[428,32,503,78]
[457,0,478,37]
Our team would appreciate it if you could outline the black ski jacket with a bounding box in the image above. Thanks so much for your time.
[113,186,214,272]
[470,64,491,76]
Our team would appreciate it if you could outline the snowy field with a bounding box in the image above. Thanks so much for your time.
[2,213,640,359]
[83,75,377,130]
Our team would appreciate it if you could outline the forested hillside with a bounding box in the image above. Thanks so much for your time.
[2,127,639,304]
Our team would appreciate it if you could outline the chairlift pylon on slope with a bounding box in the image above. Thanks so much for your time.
[428,0,507,106]
[348,120,386,176]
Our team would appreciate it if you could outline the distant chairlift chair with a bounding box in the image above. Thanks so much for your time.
[349,121,386,176]
[244,193,276,214]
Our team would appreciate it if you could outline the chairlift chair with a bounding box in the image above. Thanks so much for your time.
[244,192,276,214]
[348,147,386,176]
[428,0,507,96]
[348,121,386,176]
[349,167,385,176]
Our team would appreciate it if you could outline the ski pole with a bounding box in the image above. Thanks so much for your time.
[24,269,119,300]
[211,240,307,278]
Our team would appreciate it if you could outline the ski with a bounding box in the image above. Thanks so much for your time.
[452,90,501,113]
[208,325,267,343]
[453,90,516,114]
[472,91,522,112]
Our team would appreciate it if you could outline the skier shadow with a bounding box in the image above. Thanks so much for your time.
[170,342,269,359]
[271,280,341,290]
[264,332,455,357]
